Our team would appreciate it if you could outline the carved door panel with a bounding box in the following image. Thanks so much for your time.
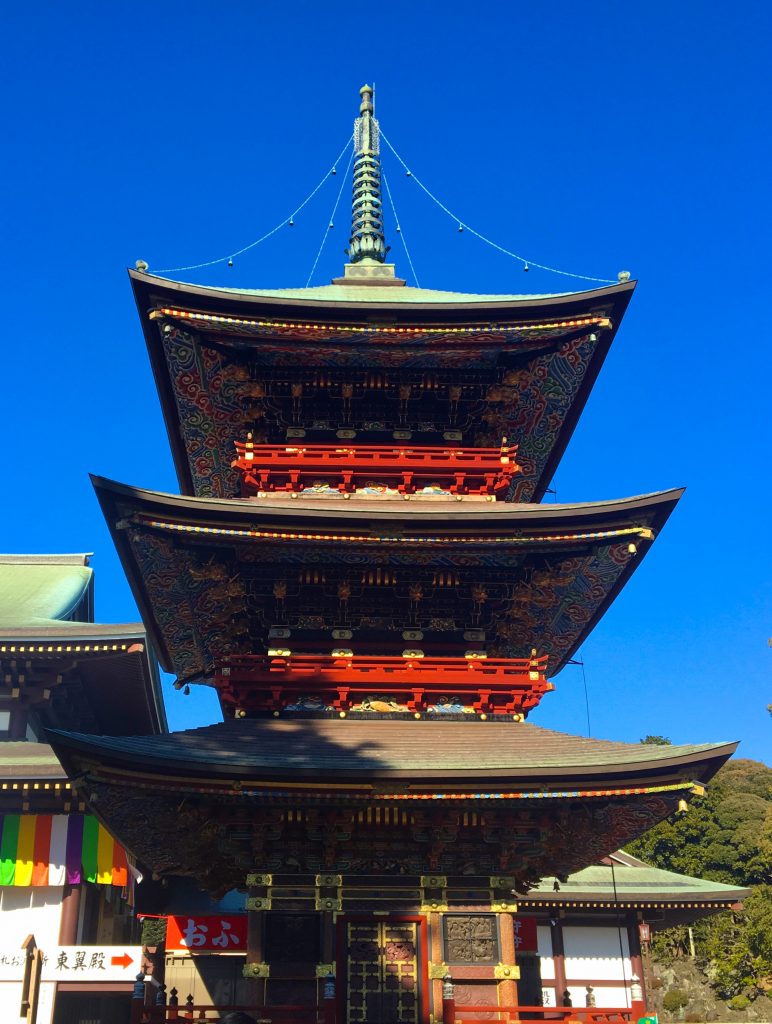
[346,919,421,1024]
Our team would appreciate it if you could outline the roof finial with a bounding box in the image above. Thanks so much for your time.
[346,83,387,265]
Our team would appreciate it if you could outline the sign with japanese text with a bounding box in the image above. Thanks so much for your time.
[0,946,141,981]
[166,915,247,952]
[514,916,538,953]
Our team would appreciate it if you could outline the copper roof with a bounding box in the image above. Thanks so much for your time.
[0,554,167,735]
[522,851,749,907]
[48,718,735,785]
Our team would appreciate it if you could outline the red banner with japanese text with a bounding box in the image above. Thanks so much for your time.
[514,916,538,953]
[166,915,247,952]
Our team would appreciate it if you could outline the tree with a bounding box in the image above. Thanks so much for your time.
[628,759,772,1000]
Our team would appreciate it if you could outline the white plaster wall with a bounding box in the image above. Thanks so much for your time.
[0,887,62,1024]
[536,924,554,979]
[566,984,630,1009]
[0,981,56,1023]
[563,925,630,982]
[0,886,63,948]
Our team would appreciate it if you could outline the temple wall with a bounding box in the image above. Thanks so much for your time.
[0,981,56,1024]
[536,924,554,978]
[0,885,63,1024]
[536,920,634,1009]
[563,925,631,980]
[0,884,64,946]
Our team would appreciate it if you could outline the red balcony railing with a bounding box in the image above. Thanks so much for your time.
[446,1008,640,1024]
[231,440,520,496]
[215,652,552,716]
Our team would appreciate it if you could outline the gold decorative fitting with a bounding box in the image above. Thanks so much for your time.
[246,873,273,886]
[419,900,448,913]
[494,963,520,980]
[242,962,270,979]
[491,899,518,913]
[246,896,272,911]
[315,963,336,978]
[315,896,342,911]
[420,875,447,888]
[490,876,517,888]
[315,874,343,887]
[428,963,449,980]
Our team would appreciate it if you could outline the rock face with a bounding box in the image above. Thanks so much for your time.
[651,959,772,1022]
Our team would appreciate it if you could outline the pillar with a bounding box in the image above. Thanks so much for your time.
[628,916,646,1018]
[498,912,520,1007]
[58,884,82,944]
[549,917,568,1007]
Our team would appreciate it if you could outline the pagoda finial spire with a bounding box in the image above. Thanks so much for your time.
[347,83,386,264]
[334,85,404,285]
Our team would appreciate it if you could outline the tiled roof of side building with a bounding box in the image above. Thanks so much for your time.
[0,552,144,641]
[0,742,67,779]
[525,852,750,904]
[0,555,168,735]
[0,554,93,629]
[47,719,736,784]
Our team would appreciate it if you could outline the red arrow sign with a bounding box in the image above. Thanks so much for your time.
[110,953,134,969]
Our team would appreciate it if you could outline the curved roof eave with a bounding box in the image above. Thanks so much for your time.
[91,475,683,678]
[47,720,737,786]
[91,473,684,527]
[129,268,636,318]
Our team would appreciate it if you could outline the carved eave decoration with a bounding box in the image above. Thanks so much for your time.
[129,270,635,501]
[92,476,681,684]
[48,722,736,898]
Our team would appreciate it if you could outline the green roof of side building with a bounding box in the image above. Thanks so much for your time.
[0,554,167,735]
[0,554,93,629]
[522,850,749,916]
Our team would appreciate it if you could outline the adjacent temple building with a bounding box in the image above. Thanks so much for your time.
[47,86,739,1023]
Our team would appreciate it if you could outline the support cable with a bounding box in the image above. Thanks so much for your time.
[383,172,420,287]
[568,653,592,737]
[380,129,618,285]
[306,144,355,286]
[153,135,353,275]
[610,859,632,1008]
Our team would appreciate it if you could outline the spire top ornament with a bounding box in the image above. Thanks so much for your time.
[335,84,405,286]
[348,83,385,264]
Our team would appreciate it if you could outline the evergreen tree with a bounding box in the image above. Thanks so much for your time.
[628,756,772,1001]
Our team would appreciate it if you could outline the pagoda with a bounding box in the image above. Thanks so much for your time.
[48,86,736,1023]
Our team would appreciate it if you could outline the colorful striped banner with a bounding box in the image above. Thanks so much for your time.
[0,815,128,888]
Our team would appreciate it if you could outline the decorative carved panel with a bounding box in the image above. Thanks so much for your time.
[443,914,499,965]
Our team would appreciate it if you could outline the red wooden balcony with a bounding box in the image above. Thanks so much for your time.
[231,439,520,496]
[214,652,552,716]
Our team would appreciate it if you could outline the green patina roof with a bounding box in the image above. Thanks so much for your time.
[149,275,582,305]
[530,854,748,900]
[0,555,92,629]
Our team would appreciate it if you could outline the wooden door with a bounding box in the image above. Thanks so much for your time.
[344,917,424,1024]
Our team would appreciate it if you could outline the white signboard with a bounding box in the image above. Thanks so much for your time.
[0,946,142,982]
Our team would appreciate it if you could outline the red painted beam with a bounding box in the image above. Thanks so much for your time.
[232,441,520,495]
[215,653,553,715]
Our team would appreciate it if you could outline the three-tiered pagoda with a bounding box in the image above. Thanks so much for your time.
[49,85,736,1023]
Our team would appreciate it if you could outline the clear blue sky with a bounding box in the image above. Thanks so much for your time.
[3,2,769,760]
